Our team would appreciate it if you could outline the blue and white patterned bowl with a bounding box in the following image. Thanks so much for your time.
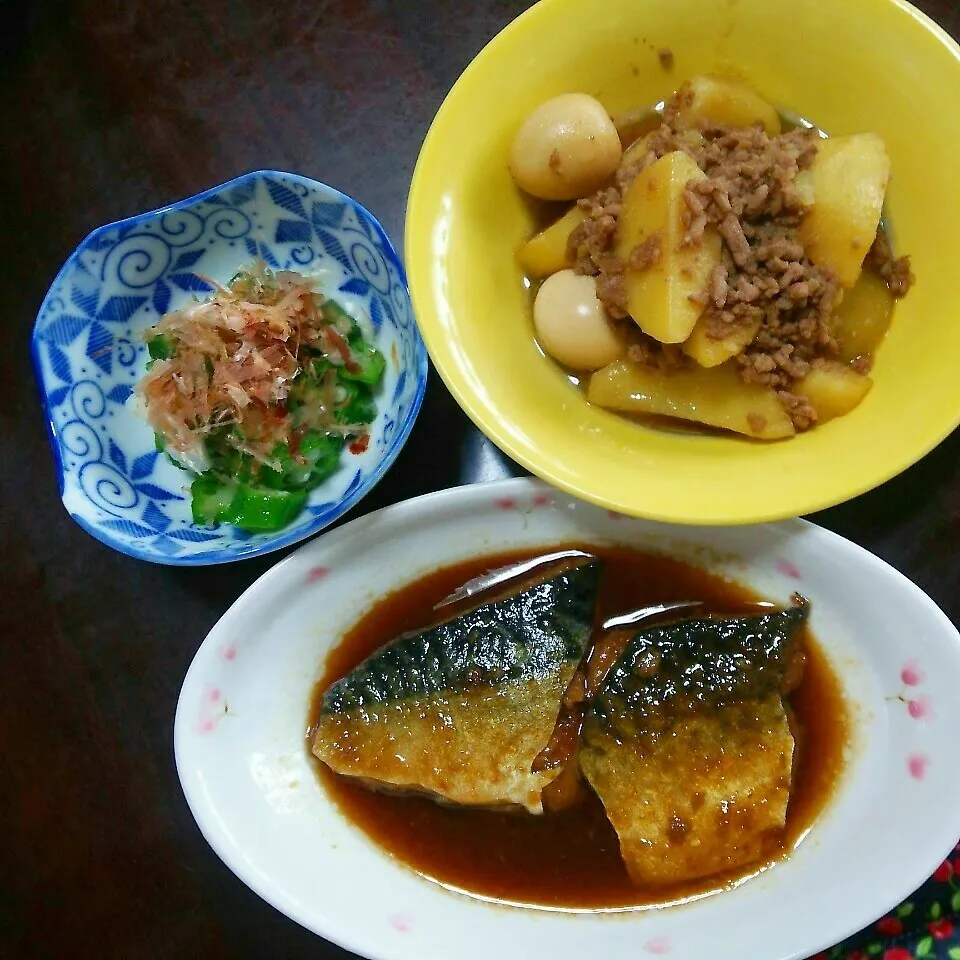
[31,171,428,565]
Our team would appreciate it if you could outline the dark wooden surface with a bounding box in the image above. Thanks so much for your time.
[3,2,959,957]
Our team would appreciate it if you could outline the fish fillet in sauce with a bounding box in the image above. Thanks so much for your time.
[311,559,600,813]
[580,600,808,885]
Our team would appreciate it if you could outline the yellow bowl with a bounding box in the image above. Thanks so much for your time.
[406,0,960,524]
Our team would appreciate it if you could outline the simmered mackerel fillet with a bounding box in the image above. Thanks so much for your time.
[312,559,601,813]
[580,600,808,885]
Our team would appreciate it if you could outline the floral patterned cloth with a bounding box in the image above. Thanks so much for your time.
[814,845,960,959]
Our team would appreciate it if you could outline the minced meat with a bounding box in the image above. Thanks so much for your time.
[675,124,844,406]
[865,228,914,297]
[629,232,663,271]
[561,84,909,431]
[567,188,626,315]
[626,333,688,373]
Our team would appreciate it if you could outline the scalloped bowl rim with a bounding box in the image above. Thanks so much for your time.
[30,170,429,565]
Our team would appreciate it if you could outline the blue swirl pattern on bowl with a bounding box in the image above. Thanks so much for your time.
[30,171,428,565]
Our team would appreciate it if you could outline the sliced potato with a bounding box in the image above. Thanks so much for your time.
[794,169,816,208]
[683,314,763,367]
[619,131,655,172]
[798,133,891,287]
[618,128,705,178]
[831,270,895,362]
[795,363,872,423]
[615,151,722,344]
[677,75,781,137]
[586,359,795,440]
[516,206,588,278]
[613,109,661,150]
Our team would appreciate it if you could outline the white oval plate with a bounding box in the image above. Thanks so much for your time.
[175,478,960,960]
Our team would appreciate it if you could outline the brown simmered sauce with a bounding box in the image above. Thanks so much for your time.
[307,543,848,909]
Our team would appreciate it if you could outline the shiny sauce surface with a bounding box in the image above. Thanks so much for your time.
[307,544,849,909]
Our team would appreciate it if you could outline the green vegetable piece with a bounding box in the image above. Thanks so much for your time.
[256,434,343,491]
[300,431,343,486]
[147,334,176,360]
[203,430,255,483]
[340,339,385,386]
[191,475,237,526]
[337,381,377,425]
[256,445,296,490]
[258,461,294,490]
[154,432,167,452]
[226,484,307,531]
[322,299,359,336]
[305,355,333,381]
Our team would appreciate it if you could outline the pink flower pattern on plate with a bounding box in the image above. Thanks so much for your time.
[895,660,930,716]
[775,557,802,579]
[901,659,924,686]
[908,753,930,780]
[196,683,227,734]
[891,660,933,779]
[306,565,331,584]
[907,695,934,721]
[643,937,672,955]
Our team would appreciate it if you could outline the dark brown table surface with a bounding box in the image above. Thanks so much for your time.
[3,1,960,957]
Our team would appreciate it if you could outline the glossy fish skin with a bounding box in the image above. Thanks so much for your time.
[313,559,601,813]
[581,601,808,886]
